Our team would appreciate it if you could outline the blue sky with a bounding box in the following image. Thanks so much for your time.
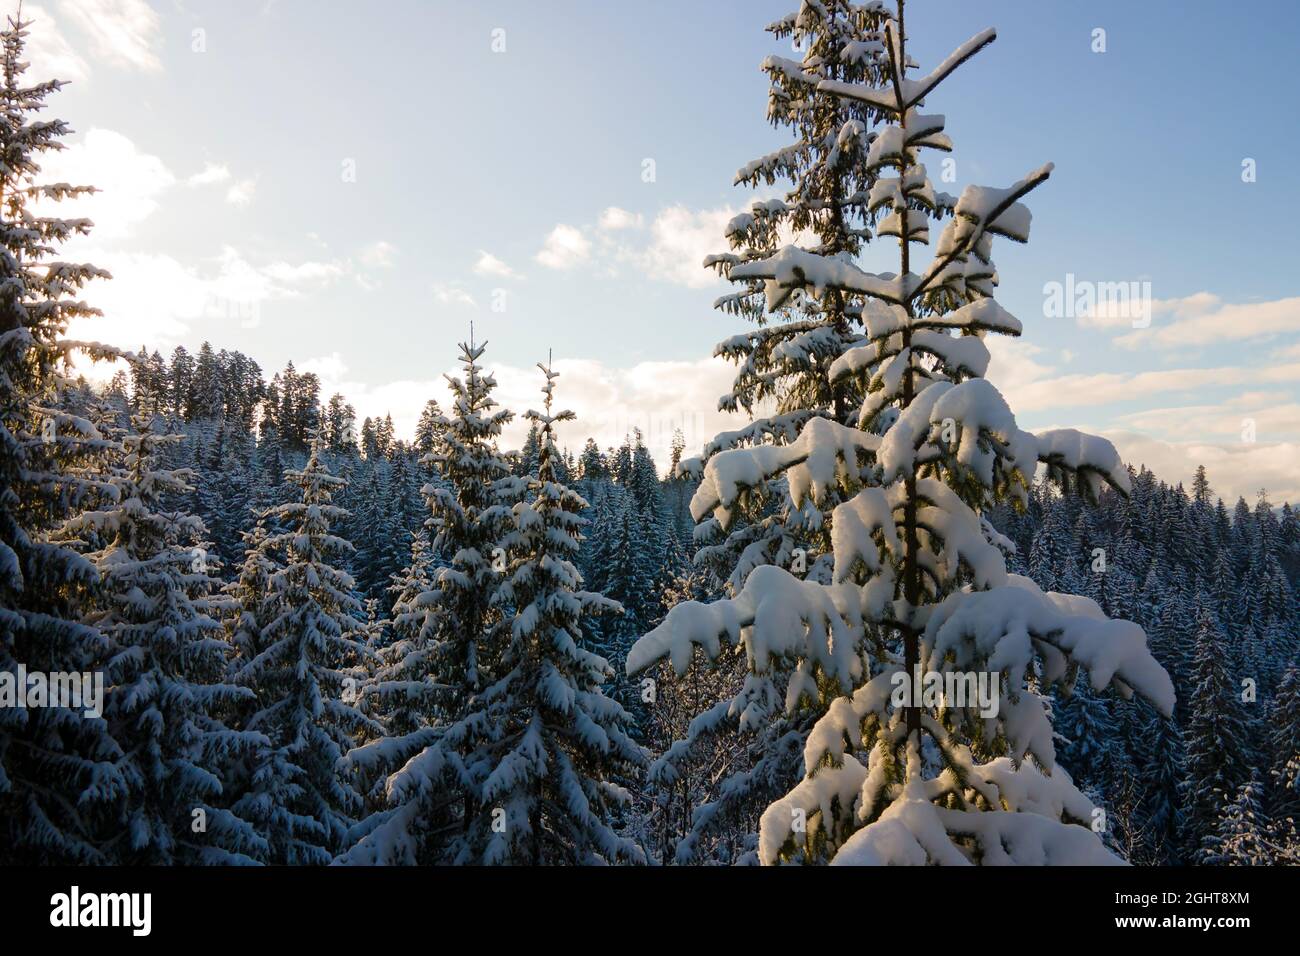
[28,0,1300,502]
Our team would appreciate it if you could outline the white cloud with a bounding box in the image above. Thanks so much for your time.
[983,338,1058,404]
[187,163,231,186]
[1072,289,1209,332]
[261,260,344,284]
[473,250,522,280]
[1152,292,1221,318]
[1116,294,1300,350]
[300,352,349,385]
[1105,431,1300,507]
[59,0,161,72]
[32,127,174,240]
[488,356,742,471]
[22,5,90,82]
[69,245,347,349]
[359,240,398,269]
[433,281,477,309]
[983,334,1300,504]
[634,205,734,289]
[1115,401,1300,443]
[535,224,591,270]
[1076,307,1138,331]
[28,129,391,358]
[304,353,745,475]
[533,205,734,287]
[986,335,1300,414]
[225,178,257,207]
[598,206,643,231]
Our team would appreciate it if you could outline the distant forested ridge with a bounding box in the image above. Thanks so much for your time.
[26,341,1294,865]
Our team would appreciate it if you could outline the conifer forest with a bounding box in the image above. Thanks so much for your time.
[2,0,1298,885]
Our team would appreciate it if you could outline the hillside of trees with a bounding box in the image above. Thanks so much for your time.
[3,3,1297,866]
[16,341,1291,865]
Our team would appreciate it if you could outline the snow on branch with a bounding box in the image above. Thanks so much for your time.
[916,296,1022,336]
[728,245,914,311]
[871,377,1131,504]
[827,770,1124,866]
[817,28,997,116]
[1033,427,1132,499]
[923,575,1176,717]
[690,416,880,525]
[919,163,1053,299]
[626,564,865,696]
[827,478,1010,601]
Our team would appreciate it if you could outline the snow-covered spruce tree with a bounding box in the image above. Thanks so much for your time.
[628,2,1174,865]
[225,521,274,667]
[362,529,438,740]
[417,362,645,864]
[1149,578,1195,705]
[1201,774,1278,865]
[1027,499,1075,593]
[694,0,890,590]
[62,408,264,863]
[638,569,751,863]
[232,434,379,864]
[633,1,896,862]
[386,450,426,547]
[189,415,254,570]
[1182,602,1250,862]
[347,461,388,598]
[221,518,285,858]
[1269,662,1300,822]
[593,487,659,711]
[337,338,519,863]
[1054,682,1119,798]
[333,529,439,830]
[0,12,126,863]
[413,338,521,713]
[1133,705,1186,864]
[413,397,443,458]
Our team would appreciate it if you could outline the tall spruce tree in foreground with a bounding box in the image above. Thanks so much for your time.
[0,13,122,862]
[64,408,263,862]
[338,338,518,863]
[233,435,378,863]
[433,361,644,864]
[638,0,895,863]
[629,0,1174,864]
